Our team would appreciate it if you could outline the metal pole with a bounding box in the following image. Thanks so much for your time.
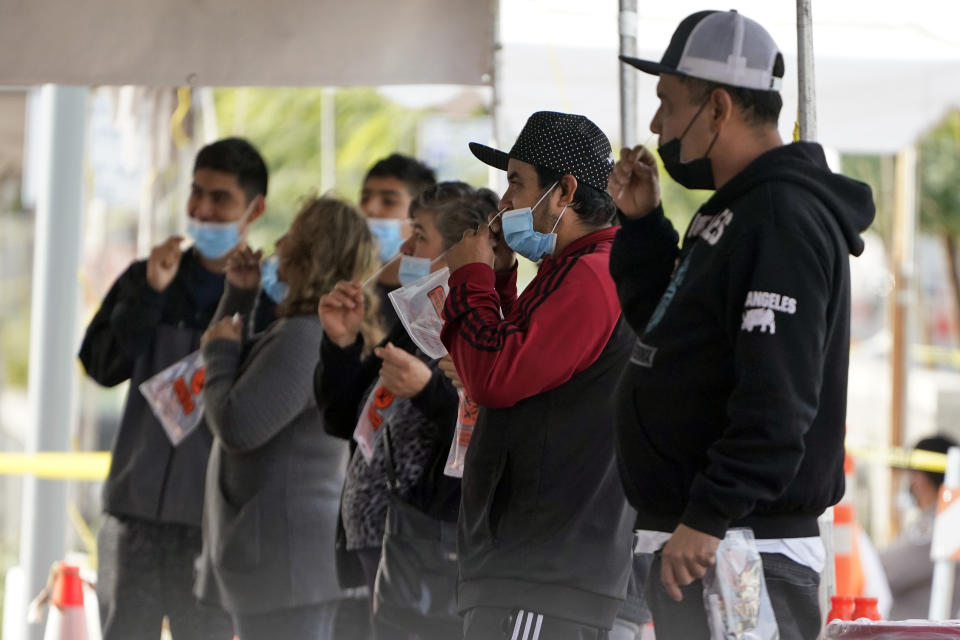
[320,87,336,194]
[797,0,834,616]
[890,145,917,542]
[796,0,817,141]
[929,446,960,619]
[18,85,88,640]
[618,0,639,149]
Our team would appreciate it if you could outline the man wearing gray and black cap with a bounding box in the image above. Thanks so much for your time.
[610,10,875,639]
[439,111,636,639]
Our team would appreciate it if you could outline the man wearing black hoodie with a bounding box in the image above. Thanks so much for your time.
[610,10,875,640]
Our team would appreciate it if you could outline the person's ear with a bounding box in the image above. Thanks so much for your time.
[557,174,578,209]
[241,195,266,234]
[710,87,735,132]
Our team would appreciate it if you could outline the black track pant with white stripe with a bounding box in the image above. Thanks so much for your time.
[463,607,609,640]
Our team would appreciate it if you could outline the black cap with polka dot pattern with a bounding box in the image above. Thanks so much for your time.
[469,111,614,192]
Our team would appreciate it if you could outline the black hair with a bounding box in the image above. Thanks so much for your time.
[915,434,959,487]
[193,137,268,203]
[364,153,437,199]
[534,166,617,228]
[678,76,783,127]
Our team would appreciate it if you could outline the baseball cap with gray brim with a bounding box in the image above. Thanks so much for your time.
[621,10,784,92]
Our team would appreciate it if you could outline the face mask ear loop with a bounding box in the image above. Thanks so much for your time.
[532,182,559,213]
[550,205,568,235]
[236,195,260,235]
[679,99,710,142]
[703,130,720,158]
[430,247,452,266]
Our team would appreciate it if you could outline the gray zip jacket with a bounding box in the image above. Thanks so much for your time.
[194,283,348,614]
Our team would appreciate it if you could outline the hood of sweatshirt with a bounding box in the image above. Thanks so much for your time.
[703,141,875,256]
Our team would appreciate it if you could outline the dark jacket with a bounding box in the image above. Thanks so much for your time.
[79,249,223,526]
[195,284,347,614]
[612,142,875,540]
[441,229,636,629]
[313,321,460,587]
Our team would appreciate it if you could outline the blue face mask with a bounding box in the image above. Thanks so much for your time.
[187,218,242,260]
[501,183,566,262]
[187,200,256,260]
[367,218,405,263]
[398,255,432,286]
[260,254,289,303]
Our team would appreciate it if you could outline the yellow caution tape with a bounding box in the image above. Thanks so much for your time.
[0,452,110,481]
[847,446,948,473]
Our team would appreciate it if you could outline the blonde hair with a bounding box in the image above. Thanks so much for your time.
[278,196,384,350]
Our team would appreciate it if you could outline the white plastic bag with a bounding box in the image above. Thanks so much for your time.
[443,390,479,478]
[388,267,450,359]
[352,381,399,463]
[703,528,779,640]
[139,350,206,446]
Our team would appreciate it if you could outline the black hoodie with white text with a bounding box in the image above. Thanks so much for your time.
[611,142,875,540]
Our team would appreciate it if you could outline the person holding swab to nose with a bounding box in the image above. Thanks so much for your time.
[314,182,499,638]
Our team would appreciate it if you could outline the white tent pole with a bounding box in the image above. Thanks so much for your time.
[488,0,504,192]
[796,0,817,141]
[618,0,638,149]
[320,87,336,194]
[18,84,88,640]
[929,447,960,619]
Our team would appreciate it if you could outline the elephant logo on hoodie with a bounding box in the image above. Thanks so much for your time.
[741,307,776,334]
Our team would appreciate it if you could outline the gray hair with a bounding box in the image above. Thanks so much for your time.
[409,181,500,248]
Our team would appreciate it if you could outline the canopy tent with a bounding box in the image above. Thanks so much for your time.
[0,0,496,87]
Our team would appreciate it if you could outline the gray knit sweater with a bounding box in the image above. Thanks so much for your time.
[194,283,349,614]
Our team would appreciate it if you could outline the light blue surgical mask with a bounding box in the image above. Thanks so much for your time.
[188,200,255,260]
[187,218,242,260]
[398,255,432,286]
[260,254,288,303]
[367,218,405,263]
[501,183,566,262]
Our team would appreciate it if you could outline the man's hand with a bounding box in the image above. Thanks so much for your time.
[660,524,721,602]
[488,211,516,273]
[146,236,184,292]
[446,227,496,274]
[375,343,432,398]
[317,280,365,348]
[608,145,661,219]
[438,356,463,391]
[225,245,263,290]
[202,314,243,346]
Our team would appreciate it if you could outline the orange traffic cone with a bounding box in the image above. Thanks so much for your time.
[43,564,88,640]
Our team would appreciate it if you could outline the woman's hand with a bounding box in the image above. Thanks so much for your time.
[202,314,243,347]
[225,245,263,290]
[375,343,433,399]
[318,280,365,348]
